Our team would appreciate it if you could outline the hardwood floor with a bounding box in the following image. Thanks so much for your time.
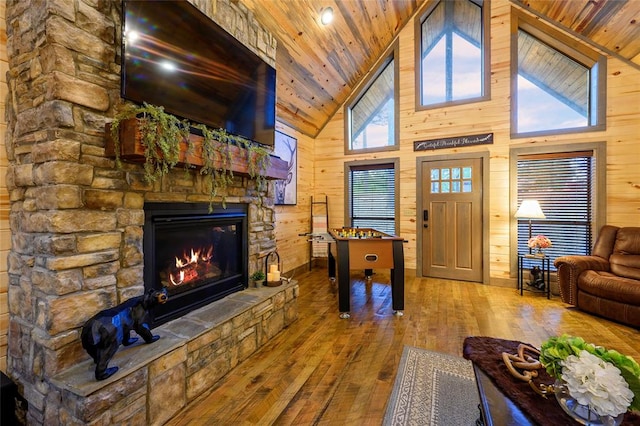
[168,268,639,425]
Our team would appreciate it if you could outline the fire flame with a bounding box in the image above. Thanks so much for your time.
[170,270,185,286]
[169,245,214,286]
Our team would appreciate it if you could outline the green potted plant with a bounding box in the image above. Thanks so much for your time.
[250,271,266,287]
[108,102,272,209]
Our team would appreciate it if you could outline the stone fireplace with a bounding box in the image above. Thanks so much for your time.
[4,1,298,424]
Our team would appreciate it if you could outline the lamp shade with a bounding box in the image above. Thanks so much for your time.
[514,199,546,219]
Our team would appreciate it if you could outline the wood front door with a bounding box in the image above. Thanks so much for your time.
[421,158,483,281]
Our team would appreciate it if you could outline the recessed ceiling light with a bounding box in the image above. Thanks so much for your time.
[321,7,334,25]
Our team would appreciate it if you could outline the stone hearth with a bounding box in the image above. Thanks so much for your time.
[51,282,298,425]
[4,1,295,424]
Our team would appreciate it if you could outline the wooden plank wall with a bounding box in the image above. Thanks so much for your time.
[273,122,316,275]
[273,1,640,283]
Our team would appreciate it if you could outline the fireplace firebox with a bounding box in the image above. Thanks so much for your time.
[143,203,248,326]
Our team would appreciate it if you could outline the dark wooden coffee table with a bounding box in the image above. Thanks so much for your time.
[473,364,536,426]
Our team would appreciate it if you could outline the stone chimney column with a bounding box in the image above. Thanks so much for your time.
[5,0,277,424]
[6,1,121,423]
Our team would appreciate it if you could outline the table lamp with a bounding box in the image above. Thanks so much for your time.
[515,199,546,254]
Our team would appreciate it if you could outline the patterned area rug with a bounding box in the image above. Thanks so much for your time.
[383,346,480,426]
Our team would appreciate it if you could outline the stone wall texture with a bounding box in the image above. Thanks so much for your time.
[1,1,11,375]
[49,283,298,426]
[4,0,286,424]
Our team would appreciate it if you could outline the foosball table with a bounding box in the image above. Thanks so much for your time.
[328,227,405,318]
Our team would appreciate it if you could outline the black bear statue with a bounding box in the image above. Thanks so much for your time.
[81,288,168,380]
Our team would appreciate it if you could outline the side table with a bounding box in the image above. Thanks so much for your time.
[517,254,550,299]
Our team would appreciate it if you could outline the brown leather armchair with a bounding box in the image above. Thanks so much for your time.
[554,225,640,328]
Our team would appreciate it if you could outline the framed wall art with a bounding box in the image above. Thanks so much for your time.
[274,131,297,205]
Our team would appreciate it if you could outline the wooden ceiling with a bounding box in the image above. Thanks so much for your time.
[239,0,640,138]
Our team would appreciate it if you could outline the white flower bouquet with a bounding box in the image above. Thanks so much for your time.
[540,335,640,417]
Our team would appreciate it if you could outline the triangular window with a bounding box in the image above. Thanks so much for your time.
[345,45,399,154]
[417,0,488,108]
[513,13,606,136]
[350,61,395,150]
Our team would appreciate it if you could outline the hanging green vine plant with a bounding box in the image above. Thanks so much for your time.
[109,102,272,207]
[246,143,271,204]
[110,102,193,179]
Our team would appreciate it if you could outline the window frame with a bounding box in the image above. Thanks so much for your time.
[510,9,607,138]
[344,43,399,155]
[414,0,491,111]
[344,158,400,235]
[509,142,606,276]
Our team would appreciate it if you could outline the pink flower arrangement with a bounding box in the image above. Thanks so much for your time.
[528,234,552,249]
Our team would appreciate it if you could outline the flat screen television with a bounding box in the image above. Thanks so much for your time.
[121,0,276,147]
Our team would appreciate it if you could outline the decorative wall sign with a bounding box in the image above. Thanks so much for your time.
[414,133,493,151]
[274,131,297,205]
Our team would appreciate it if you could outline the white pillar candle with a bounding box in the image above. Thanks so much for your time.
[267,271,280,282]
[269,264,279,273]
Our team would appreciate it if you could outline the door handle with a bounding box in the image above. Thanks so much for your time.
[423,210,428,228]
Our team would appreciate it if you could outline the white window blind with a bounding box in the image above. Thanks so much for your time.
[517,152,594,263]
[349,163,396,235]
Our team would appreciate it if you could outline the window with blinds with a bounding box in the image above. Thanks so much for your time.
[349,163,396,235]
[517,151,594,263]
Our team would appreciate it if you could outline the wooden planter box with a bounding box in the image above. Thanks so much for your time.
[104,118,288,180]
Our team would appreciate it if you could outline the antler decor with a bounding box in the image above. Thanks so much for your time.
[502,344,555,397]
